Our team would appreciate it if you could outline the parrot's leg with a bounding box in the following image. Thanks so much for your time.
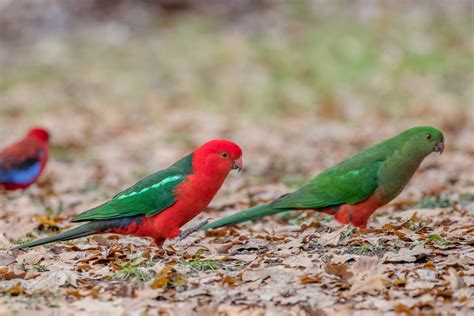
[178,218,212,241]
[153,237,166,247]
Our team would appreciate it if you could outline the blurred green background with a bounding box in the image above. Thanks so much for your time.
[0,0,472,121]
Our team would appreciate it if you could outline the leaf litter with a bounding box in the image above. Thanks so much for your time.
[0,106,472,315]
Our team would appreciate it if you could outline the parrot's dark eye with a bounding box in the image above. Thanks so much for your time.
[221,152,228,158]
[426,134,432,140]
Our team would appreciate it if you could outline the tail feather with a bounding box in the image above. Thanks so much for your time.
[12,222,103,250]
[201,202,289,230]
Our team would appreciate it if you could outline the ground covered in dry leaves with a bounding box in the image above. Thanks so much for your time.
[0,105,473,315]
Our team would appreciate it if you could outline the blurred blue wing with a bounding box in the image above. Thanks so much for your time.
[0,161,41,184]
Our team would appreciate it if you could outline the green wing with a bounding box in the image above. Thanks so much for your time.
[273,160,383,210]
[72,154,193,222]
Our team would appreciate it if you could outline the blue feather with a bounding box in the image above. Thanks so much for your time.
[0,162,41,184]
[105,216,143,228]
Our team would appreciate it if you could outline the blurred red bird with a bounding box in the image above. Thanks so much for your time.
[0,127,50,190]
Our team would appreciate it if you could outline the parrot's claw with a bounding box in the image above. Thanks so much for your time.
[178,218,212,241]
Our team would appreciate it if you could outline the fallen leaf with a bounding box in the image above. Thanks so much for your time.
[283,255,313,269]
[151,266,187,289]
[0,234,12,248]
[405,280,436,290]
[445,268,466,290]
[35,215,65,228]
[351,256,382,277]
[331,254,356,264]
[229,253,257,262]
[1,266,28,280]
[319,226,345,247]
[241,267,295,283]
[346,274,388,296]
[0,218,38,240]
[16,252,44,265]
[324,261,353,280]
[241,269,272,282]
[383,245,431,263]
[221,275,237,287]
[300,273,322,284]
[5,282,23,296]
[28,270,78,292]
[228,239,269,254]
[0,252,16,266]
[394,303,414,316]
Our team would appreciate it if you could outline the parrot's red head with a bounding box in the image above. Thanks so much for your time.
[26,127,50,143]
[193,139,243,176]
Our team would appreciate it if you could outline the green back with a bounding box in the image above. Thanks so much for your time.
[274,138,398,210]
[73,153,194,222]
[273,126,443,210]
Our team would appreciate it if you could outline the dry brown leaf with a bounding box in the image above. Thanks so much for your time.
[151,266,187,289]
[346,274,388,296]
[35,215,65,228]
[300,273,322,284]
[5,282,23,296]
[59,251,83,261]
[16,251,44,265]
[324,261,353,280]
[445,268,466,290]
[383,245,431,263]
[230,253,258,262]
[318,226,345,247]
[351,256,381,277]
[1,266,27,280]
[28,270,77,292]
[0,252,16,266]
[90,235,114,247]
[405,280,436,290]
[204,227,237,238]
[69,298,124,314]
[331,254,356,264]
[0,234,12,249]
[221,275,238,287]
[0,218,38,240]
[228,239,269,254]
[393,279,406,287]
[394,303,414,316]
[283,255,313,269]
[241,269,272,282]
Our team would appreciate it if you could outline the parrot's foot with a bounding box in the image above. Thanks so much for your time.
[178,218,212,241]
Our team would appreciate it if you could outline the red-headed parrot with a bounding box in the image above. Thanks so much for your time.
[15,139,243,249]
[0,127,50,191]
[203,126,444,229]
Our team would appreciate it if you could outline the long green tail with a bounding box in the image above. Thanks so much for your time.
[12,222,104,250]
[201,202,289,230]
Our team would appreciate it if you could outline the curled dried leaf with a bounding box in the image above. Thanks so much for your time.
[151,266,187,289]
[324,262,353,280]
[5,282,23,296]
[300,273,322,284]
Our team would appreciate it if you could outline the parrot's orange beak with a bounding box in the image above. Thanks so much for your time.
[232,158,243,172]
[434,140,444,154]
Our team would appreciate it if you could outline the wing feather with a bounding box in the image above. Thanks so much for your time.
[72,154,193,222]
[274,160,383,210]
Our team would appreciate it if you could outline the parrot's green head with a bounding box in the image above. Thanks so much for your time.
[397,126,445,157]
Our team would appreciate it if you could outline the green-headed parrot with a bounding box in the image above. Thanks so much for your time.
[203,126,444,229]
